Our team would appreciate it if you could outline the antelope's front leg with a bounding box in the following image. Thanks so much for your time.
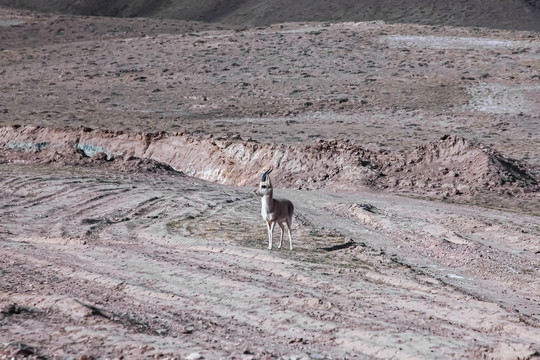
[267,221,275,250]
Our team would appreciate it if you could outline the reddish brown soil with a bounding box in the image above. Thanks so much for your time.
[0,8,539,360]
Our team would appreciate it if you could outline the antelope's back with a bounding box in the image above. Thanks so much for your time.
[276,198,294,219]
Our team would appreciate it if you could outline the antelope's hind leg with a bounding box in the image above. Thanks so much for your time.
[286,217,293,250]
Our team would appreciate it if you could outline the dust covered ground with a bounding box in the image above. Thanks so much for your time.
[0,7,540,360]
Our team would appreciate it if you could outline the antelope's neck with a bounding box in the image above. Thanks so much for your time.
[261,192,274,212]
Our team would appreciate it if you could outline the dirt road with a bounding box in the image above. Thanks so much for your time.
[1,164,539,359]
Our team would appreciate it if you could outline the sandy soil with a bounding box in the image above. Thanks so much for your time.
[0,8,539,360]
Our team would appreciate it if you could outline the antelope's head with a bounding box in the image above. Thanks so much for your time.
[254,168,273,197]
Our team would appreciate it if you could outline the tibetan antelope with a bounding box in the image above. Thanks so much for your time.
[254,168,294,250]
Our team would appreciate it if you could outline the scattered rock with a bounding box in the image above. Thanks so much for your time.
[185,352,203,360]
[357,203,376,213]
[1,303,33,318]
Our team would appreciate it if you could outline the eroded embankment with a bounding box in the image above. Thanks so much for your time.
[0,125,538,201]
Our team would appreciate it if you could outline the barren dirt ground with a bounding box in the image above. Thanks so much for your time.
[1,165,539,359]
[1,9,539,164]
[0,8,539,360]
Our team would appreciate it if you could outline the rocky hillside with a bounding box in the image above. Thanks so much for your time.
[1,0,540,31]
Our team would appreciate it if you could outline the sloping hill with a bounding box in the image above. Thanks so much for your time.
[1,0,540,31]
